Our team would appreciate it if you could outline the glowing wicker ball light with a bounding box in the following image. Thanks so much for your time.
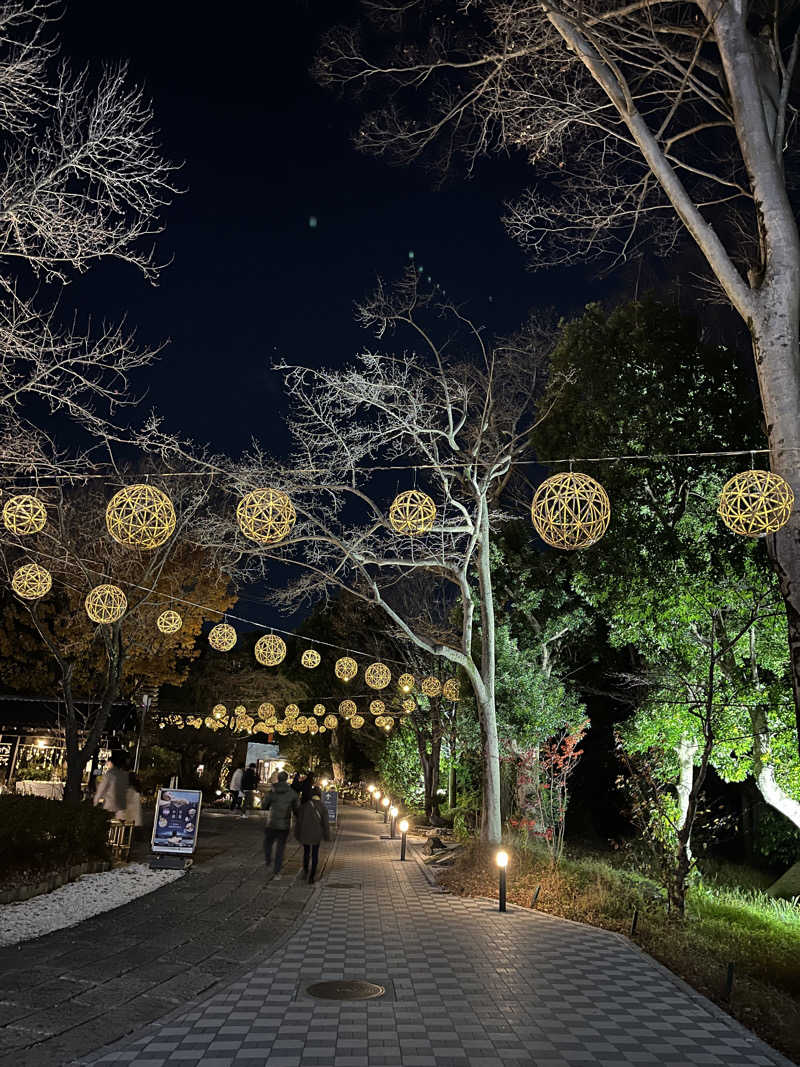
[319,725,327,734]
[255,633,286,666]
[397,672,416,693]
[254,722,269,734]
[209,622,237,651]
[236,488,296,545]
[389,490,436,536]
[401,698,416,714]
[442,678,460,702]
[301,648,321,668]
[276,721,289,735]
[285,703,300,720]
[11,562,52,600]
[157,609,182,635]
[350,714,365,729]
[313,703,326,717]
[105,484,176,550]
[365,662,391,690]
[369,700,385,717]
[339,699,357,720]
[234,704,246,716]
[308,719,319,735]
[295,720,308,734]
[212,704,227,719]
[258,702,275,721]
[85,584,127,624]
[204,716,216,729]
[421,676,441,698]
[3,494,47,536]
[531,472,611,550]
[718,470,794,537]
[324,713,338,729]
[335,656,358,682]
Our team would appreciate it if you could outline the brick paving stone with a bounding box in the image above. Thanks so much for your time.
[46,805,796,1067]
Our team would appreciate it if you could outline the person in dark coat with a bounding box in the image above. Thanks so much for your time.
[240,763,258,818]
[290,772,302,794]
[263,771,300,879]
[299,772,315,803]
[295,785,330,884]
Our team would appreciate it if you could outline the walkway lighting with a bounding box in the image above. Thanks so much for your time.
[399,819,409,861]
[382,795,390,823]
[390,805,398,838]
[496,850,509,912]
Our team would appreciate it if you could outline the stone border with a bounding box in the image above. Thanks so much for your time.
[0,860,111,904]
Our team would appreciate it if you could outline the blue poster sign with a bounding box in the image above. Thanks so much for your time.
[151,788,203,855]
[321,788,338,825]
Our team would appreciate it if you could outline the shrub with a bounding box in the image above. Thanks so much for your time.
[0,796,110,876]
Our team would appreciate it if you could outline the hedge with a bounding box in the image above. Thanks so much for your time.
[0,795,110,875]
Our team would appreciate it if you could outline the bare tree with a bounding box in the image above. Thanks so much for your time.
[318,0,800,750]
[0,2,177,477]
[216,273,557,843]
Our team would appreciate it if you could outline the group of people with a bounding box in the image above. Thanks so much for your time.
[261,770,330,883]
[93,751,143,827]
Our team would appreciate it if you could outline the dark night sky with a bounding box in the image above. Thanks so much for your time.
[58,1,610,458]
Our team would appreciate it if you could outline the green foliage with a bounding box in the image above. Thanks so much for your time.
[0,796,110,874]
[376,722,423,803]
[754,807,800,868]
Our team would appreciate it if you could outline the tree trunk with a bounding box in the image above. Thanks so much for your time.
[675,735,698,863]
[477,692,502,844]
[448,764,456,809]
[476,498,502,844]
[669,734,712,916]
[330,725,345,783]
[750,704,800,831]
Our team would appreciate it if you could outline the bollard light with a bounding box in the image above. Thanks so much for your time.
[382,795,390,823]
[368,785,375,809]
[390,805,398,839]
[496,850,509,912]
[399,818,409,861]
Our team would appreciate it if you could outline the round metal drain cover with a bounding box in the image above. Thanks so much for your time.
[305,979,385,1001]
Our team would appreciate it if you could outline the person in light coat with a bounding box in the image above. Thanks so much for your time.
[295,785,330,884]
[125,773,143,828]
[229,765,244,811]
[93,753,130,819]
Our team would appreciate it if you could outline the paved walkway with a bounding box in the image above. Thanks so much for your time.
[0,812,316,1067]
[77,805,791,1067]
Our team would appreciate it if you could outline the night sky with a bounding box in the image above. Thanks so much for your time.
[58,1,610,458]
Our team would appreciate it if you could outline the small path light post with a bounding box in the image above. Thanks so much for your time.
[390,805,398,839]
[382,795,390,823]
[496,850,509,912]
[374,789,381,813]
[399,818,409,860]
[367,785,375,809]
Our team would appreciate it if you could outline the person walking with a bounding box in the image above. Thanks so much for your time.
[299,772,315,803]
[125,773,144,833]
[229,764,244,811]
[295,785,330,884]
[240,762,258,818]
[263,770,299,880]
[93,752,130,819]
[290,772,302,795]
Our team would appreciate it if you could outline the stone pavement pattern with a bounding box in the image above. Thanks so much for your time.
[0,813,315,1067]
[80,805,791,1067]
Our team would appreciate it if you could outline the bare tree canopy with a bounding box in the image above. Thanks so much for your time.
[318,0,800,752]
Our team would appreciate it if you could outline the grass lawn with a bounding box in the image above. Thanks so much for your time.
[437,843,800,1064]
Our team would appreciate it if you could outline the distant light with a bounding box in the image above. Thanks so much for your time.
[321,778,329,788]
[390,806,398,817]
[308,216,318,228]
[496,850,509,868]
[368,785,375,794]
[374,791,381,801]
[382,796,390,808]
[36,739,46,749]
[408,250,415,259]
[399,819,409,834]
[215,789,222,795]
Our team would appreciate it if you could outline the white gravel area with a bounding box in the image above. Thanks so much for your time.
[0,863,185,947]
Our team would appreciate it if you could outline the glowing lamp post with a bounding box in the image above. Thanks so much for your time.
[321,778,329,789]
[390,805,398,839]
[374,790,381,813]
[399,818,409,861]
[382,795,390,823]
[367,785,375,809]
[496,850,509,912]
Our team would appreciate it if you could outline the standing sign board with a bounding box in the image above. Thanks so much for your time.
[151,788,202,855]
[321,788,338,825]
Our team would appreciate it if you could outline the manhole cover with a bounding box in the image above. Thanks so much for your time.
[305,980,385,1001]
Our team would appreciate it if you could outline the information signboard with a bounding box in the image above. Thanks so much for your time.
[321,788,338,825]
[151,788,202,855]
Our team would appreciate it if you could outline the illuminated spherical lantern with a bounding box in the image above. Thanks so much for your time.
[234,704,246,716]
[295,720,308,734]
[351,714,365,729]
[236,487,296,545]
[255,633,286,666]
[401,698,416,714]
[389,490,436,536]
[369,699,385,717]
[285,703,300,720]
[212,703,226,719]
[105,484,176,549]
[365,662,391,690]
[718,470,794,537]
[11,562,52,600]
[319,725,327,733]
[397,672,416,693]
[335,656,358,682]
[85,583,127,624]
[531,472,611,550]
[204,715,215,728]
[209,622,237,651]
[157,609,182,634]
[254,722,268,734]
[276,721,289,735]
[421,676,441,698]
[301,648,321,668]
[258,702,275,721]
[308,719,319,735]
[313,703,326,717]
[442,677,460,702]
[339,699,356,720]
[324,713,338,729]
[3,494,47,536]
